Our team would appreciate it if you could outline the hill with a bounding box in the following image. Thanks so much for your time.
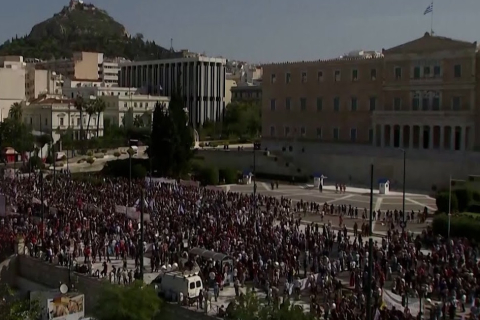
[0,1,175,61]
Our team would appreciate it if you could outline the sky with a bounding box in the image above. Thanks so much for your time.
[0,0,479,63]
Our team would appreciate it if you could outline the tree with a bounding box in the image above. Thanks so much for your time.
[134,115,145,128]
[0,117,35,163]
[74,95,85,142]
[85,99,96,140]
[148,95,193,177]
[94,280,162,320]
[0,284,41,320]
[8,102,23,122]
[227,290,314,320]
[223,101,261,139]
[95,98,106,137]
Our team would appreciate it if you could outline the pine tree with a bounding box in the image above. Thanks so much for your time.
[148,93,193,178]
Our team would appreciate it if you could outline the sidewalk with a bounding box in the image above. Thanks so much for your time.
[304,184,432,197]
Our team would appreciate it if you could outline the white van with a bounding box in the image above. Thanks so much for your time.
[151,271,203,301]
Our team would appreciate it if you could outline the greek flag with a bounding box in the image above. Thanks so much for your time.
[424,2,433,15]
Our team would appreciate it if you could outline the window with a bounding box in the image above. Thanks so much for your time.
[196,281,202,288]
[422,93,429,111]
[270,74,276,83]
[333,128,340,141]
[316,127,322,139]
[124,103,127,108]
[77,118,81,126]
[350,97,357,111]
[412,92,420,111]
[432,92,440,110]
[300,98,307,111]
[45,118,48,126]
[454,65,462,78]
[285,98,291,111]
[434,66,441,77]
[350,128,357,142]
[369,129,374,143]
[369,97,376,111]
[370,69,377,80]
[333,97,340,112]
[30,118,33,125]
[394,67,402,80]
[270,99,276,111]
[413,67,421,79]
[286,72,291,83]
[334,70,341,82]
[301,72,307,83]
[59,117,64,126]
[270,126,276,136]
[300,126,306,136]
[284,126,290,137]
[316,98,323,112]
[317,71,324,82]
[189,282,195,290]
[452,97,461,110]
[424,66,430,77]
[394,98,401,111]
[352,69,358,81]
[134,102,137,107]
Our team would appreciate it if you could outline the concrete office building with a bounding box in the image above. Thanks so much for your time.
[0,56,26,120]
[119,55,227,126]
[261,32,480,191]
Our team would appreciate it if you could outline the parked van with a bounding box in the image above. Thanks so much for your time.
[151,271,203,301]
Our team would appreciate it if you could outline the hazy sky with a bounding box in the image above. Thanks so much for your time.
[1,0,479,63]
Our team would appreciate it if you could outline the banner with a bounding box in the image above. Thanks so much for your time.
[145,177,177,186]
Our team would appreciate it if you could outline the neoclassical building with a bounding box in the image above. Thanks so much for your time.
[261,33,480,190]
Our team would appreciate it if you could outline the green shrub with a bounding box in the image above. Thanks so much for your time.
[77,159,85,164]
[473,191,480,202]
[86,150,94,157]
[199,142,205,148]
[454,188,473,212]
[132,164,147,179]
[114,151,121,157]
[61,155,67,162]
[219,168,238,184]
[435,192,458,213]
[100,158,150,179]
[197,165,219,186]
[432,213,480,242]
[209,142,218,148]
[86,157,95,165]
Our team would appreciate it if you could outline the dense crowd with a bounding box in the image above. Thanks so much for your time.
[0,173,478,320]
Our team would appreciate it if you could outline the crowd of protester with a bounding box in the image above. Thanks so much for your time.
[0,173,478,320]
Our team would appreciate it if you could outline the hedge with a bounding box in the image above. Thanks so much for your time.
[432,213,480,243]
[219,168,238,184]
[101,158,149,179]
[435,192,458,213]
[435,187,480,213]
[197,165,219,186]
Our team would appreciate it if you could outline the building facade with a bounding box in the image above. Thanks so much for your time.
[25,67,64,101]
[0,56,26,120]
[261,33,480,190]
[262,33,479,151]
[23,94,103,142]
[119,55,227,126]
[231,83,262,104]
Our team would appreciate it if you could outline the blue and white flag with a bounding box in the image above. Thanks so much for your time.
[424,2,433,15]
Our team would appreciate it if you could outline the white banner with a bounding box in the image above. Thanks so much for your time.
[145,177,177,186]
[126,210,151,222]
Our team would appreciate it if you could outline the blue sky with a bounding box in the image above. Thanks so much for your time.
[1,0,479,63]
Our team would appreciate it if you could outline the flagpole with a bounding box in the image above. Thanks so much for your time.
[430,1,434,35]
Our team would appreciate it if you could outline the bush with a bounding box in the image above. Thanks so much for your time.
[101,158,150,179]
[219,168,238,184]
[197,165,219,186]
[454,188,473,212]
[432,213,480,242]
[77,159,85,164]
[132,164,147,179]
[86,150,94,157]
[86,157,95,165]
[114,151,121,157]
[199,142,205,148]
[61,155,67,162]
[209,142,218,148]
[435,192,458,213]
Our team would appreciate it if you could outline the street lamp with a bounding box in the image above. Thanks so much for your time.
[398,148,406,233]
[253,142,261,215]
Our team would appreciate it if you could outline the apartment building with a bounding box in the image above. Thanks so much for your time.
[119,55,227,126]
[25,66,64,101]
[231,83,262,103]
[36,52,122,86]
[262,32,480,190]
[0,56,26,120]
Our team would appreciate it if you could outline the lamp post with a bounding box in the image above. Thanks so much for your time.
[366,163,374,320]
[253,142,261,214]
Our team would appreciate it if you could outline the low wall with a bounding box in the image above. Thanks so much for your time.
[12,255,214,319]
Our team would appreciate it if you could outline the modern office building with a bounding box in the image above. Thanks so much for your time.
[119,55,227,126]
[261,32,480,190]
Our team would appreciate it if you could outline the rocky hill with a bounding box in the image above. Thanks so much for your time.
[0,1,175,61]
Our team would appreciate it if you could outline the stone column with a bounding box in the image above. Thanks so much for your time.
[429,126,434,150]
[399,126,404,148]
[440,126,445,150]
[451,127,456,151]
[380,125,385,147]
[462,126,467,151]
[407,125,412,149]
[419,126,424,150]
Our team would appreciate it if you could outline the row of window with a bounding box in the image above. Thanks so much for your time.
[25,116,95,127]
[270,64,463,84]
[269,96,465,112]
[269,126,373,142]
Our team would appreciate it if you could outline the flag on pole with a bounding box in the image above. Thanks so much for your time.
[424,2,433,15]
